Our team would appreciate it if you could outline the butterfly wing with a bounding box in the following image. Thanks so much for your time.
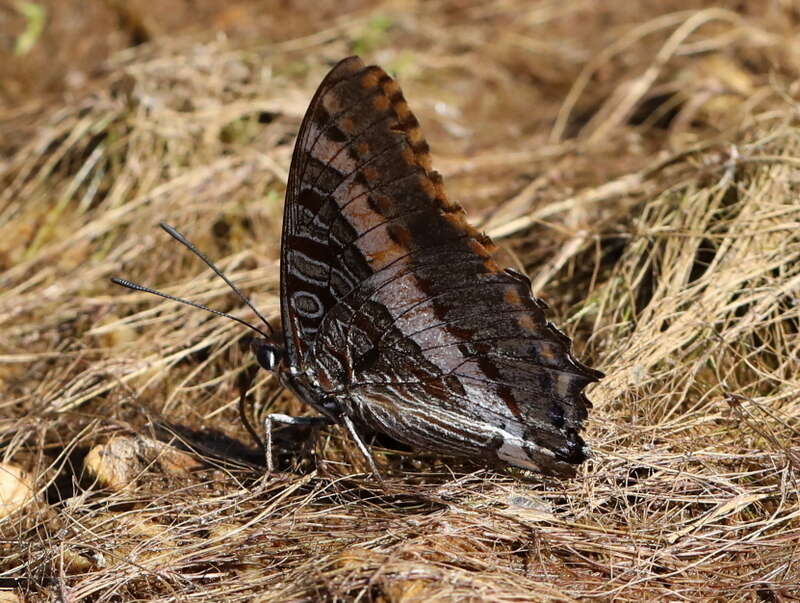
[281,56,602,474]
[281,56,400,364]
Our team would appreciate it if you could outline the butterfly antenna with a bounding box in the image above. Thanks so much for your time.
[111,277,271,340]
[159,222,275,337]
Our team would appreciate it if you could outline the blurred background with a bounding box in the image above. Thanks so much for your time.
[2,1,800,601]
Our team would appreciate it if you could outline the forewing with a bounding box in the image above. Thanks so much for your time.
[280,56,443,362]
[281,56,483,364]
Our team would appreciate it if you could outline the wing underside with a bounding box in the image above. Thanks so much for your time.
[280,56,602,474]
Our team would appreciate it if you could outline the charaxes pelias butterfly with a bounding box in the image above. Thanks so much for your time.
[113,56,603,476]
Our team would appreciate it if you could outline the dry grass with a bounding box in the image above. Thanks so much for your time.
[2,1,799,601]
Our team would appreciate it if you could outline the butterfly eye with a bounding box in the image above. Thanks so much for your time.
[253,340,282,372]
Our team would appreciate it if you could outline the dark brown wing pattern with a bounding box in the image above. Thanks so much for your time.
[281,56,602,475]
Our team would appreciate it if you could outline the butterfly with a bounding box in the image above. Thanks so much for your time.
[114,56,603,476]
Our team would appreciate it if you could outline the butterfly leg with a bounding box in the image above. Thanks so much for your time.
[264,413,331,473]
[342,414,382,479]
